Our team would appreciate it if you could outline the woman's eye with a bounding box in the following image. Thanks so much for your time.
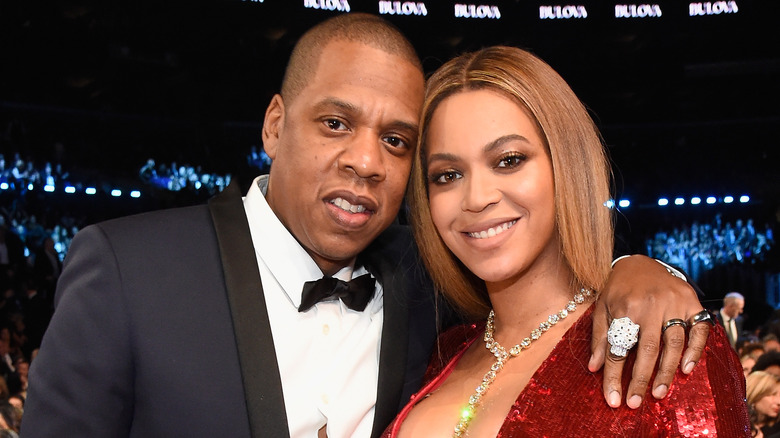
[430,171,461,185]
[497,154,526,168]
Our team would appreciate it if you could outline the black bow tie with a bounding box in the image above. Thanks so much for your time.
[298,273,376,312]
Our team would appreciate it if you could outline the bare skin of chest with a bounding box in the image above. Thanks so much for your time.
[397,320,576,437]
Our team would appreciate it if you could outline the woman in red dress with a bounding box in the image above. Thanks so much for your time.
[384,46,750,437]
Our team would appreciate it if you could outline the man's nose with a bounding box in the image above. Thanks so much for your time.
[339,131,386,182]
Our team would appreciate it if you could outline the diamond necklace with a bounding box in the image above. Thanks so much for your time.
[452,287,593,437]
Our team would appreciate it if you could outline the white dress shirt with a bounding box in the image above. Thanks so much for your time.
[243,175,384,438]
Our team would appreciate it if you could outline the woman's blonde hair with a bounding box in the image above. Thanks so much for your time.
[747,371,780,406]
[409,46,614,320]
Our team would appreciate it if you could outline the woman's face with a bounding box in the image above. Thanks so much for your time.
[425,89,558,286]
[756,383,780,420]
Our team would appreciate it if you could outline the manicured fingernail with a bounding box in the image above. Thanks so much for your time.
[628,395,642,409]
[653,384,668,399]
[683,361,695,374]
[608,391,621,407]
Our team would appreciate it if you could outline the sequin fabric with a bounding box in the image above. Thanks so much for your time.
[383,306,750,437]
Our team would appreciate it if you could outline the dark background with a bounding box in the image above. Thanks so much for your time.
[1,1,779,324]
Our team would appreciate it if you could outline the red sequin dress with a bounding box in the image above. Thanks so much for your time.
[383,306,750,437]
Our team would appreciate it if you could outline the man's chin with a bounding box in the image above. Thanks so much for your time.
[307,239,374,272]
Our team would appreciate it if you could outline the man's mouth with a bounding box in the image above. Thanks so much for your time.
[467,220,517,239]
[330,197,368,214]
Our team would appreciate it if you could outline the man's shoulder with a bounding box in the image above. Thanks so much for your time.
[95,204,212,234]
[66,204,225,270]
[74,204,216,252]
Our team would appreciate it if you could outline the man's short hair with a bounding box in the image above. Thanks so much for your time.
[741,342,765,357]
[753,351,780,372]
[724,291,745,304]
[280,13,422,104]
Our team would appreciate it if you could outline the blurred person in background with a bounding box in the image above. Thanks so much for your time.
[719,292,745,349]
[747,371,780,438]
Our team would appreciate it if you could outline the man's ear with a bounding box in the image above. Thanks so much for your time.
[262,94,285,160]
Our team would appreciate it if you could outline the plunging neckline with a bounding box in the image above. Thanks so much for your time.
[390,305,595,437]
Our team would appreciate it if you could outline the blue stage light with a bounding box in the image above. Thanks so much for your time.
[691,197,701,205]
[111,189,122,197]
[724,196,734,204]
[85,187,97,195]
[658,198,669,206]
[130,190,141,198]
[740,195,750,203]
[706,196,717,204]
[618,199,630,208]
[675,197,685,205]
[44,184,55,193]
[65,186,76,194]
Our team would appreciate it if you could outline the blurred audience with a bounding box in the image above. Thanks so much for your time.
[0,219,25,295]
[0,153,69,197]
[0,401,19,435]
[7,395,22,413]
[754,352,780,378]
[32,237,60,298]
[766,335,780,353]
[745,355,759,377]
[744,342,768,360]
[646,215,774,282]
[247,145,272,174]
[139,158,230,195]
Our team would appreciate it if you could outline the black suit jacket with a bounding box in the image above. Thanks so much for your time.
[22,182,439,437]
[716,310,745,346]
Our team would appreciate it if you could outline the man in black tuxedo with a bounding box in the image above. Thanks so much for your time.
[718,291,745,349]
[22,13,709,438]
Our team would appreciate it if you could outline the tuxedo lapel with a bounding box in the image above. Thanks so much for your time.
[208,181,290,438]
[362,250,410,438]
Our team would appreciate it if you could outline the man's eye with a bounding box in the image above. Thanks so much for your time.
[383,136,407,149]
[324,119,347,131]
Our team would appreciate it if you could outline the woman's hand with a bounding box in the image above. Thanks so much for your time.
[589,255,710,409]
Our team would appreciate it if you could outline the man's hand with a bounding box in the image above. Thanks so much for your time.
[589,255,710,409]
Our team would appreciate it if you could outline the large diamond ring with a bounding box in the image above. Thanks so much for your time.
[662,318,688,333]
[688,309,715,327]
[608,317,640,357]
